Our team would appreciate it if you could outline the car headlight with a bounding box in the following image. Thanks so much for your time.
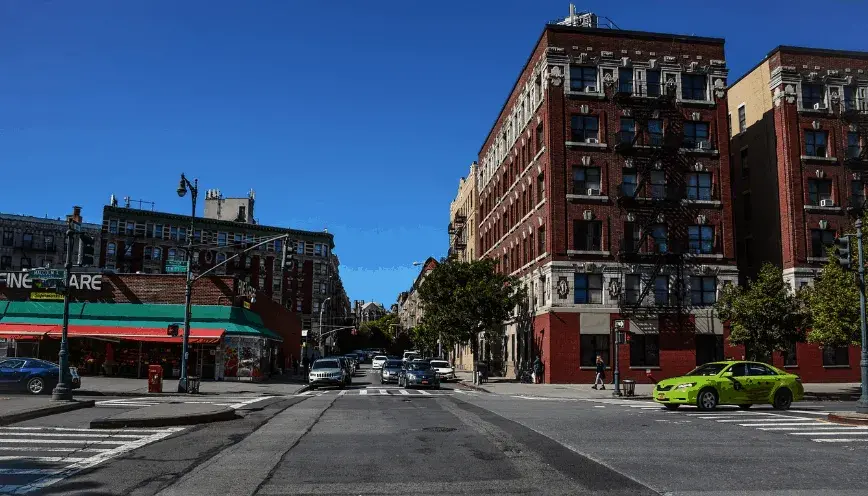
[675,382,697,389]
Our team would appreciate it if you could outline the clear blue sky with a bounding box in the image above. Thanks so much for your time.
[1,1,865,306]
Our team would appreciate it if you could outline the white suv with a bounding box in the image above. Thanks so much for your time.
[371,356,388,369]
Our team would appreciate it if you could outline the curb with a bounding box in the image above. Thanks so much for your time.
[295,384,312,394]
[804,394,861,402]
[457,381,492,393]
[827,413,868,426]
[0,400,95,426]
[90,407,238,429]
[75,390,219,397]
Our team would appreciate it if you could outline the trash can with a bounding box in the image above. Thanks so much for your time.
[148,365,163,393]
[187,376,201,394]
[622,379,636,397]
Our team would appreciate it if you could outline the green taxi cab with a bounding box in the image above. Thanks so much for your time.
[653,360,804,411]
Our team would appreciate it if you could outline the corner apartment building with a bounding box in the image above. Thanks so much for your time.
[397,257,438,333]
[728,46,868,381]
[0,212,101,271]
[98,190,345,334]
[448,162,479,262]
[476,10,737,383]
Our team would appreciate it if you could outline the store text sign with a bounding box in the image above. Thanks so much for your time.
[0,272,103,291]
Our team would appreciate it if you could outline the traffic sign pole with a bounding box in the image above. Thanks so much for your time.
[51,216,75,401]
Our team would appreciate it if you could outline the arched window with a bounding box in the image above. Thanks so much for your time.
[216,252,226,263]
[168,248,177,261]
[107,243,116,256]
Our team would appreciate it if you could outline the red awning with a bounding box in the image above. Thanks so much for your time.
[0,323,224,344]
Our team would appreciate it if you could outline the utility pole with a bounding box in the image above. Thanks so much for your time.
[855,219,868,414]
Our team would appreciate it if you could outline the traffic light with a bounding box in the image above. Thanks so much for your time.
[834,235,852,270]
[167,323,179,337]
[79,233,95,266]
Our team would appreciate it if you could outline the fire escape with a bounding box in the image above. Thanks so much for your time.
[836,89,868,215]
[612,76,702,323]
[448,213,467,259]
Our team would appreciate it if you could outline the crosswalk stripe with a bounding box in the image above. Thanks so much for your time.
[0,456,88,462]
[0,468,62,475]
[753,423,832,428]
[716,417,813,423]
[790,431,868,436]
[379,389,388,395]
[398,389,410,395]
[814,438,868,443]
[338,389,348,396]
[359,389,368,395]
[0,439,130,445]
[0,447,111,453]
[417,390,431,396]
[0,427,180,433]
[0,432,143,439]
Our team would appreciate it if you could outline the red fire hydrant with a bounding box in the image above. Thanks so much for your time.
[148,365,163,393]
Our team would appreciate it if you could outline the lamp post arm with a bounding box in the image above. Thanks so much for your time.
[193,233,288,282]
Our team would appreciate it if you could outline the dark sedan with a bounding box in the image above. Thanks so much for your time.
[0,358,81,395]
[398,362,440,389]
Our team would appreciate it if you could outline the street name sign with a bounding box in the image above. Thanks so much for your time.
[29,269,66,280]
[165,261,189,274]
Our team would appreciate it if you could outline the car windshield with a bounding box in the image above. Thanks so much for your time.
[312,360,339,370]
[407,363,431,371]
[385,361,403,368]
[374,356,387,361]
[685,363,730,376]
[430,361,450,368]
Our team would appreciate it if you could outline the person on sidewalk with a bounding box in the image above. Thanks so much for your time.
[532,356,543,384]
[593,355,606,390]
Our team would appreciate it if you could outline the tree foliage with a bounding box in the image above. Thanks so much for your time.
[804,252,861,348]
[335,313,398,353]
[417,259,525,361]
[714,262,808,359]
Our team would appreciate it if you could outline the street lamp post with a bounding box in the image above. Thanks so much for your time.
[319,297,331,355]
[176,173,198,393]
[51,216,76,401]
[855,219,868,414]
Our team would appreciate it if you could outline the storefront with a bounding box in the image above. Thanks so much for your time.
[0,301,282,381]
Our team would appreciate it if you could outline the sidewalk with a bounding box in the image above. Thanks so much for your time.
[76,374,308,397]
[0,395,94,425]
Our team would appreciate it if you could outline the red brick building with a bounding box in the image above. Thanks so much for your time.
[728,46,868,381]
[476,12,738,383]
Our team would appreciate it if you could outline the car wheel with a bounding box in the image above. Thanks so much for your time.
[696,388,718,411]
[738,404,752,410]
[773,388,793,410]
[663,404,680,410]
[27,377,46,395]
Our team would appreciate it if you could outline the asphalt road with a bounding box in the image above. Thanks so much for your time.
[4,364,868,495]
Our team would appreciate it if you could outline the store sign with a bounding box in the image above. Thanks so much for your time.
[31,292,64,301]
[0,272,103,291]
[237,279,257,301]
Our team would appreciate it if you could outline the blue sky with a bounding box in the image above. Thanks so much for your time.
[1,1,866,306]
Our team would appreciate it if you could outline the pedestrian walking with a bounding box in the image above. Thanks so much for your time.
[593,355,606,390]
[532,356,543,384]
[302,355,310,380]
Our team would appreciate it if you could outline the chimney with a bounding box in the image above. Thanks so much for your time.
[570,3,576,19]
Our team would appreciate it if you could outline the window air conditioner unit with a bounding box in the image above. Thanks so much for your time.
[585,137,600,144]
[813,102,827,110]
[820,199,835,207]
[697,140,710,150]
[587,188,601,196]
[585,85,597,93]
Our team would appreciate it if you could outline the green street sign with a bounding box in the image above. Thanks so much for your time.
[29,269,66,280]
[165,261,189,274]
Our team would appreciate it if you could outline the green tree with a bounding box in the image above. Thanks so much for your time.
[409,322,439,357]
[805,257,861,348]
[714,262,807,360]
[417,259,525,383]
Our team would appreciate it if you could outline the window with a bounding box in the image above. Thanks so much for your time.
[848,132,862,159]
[822,346,850,366]
[574,274,603,304]
[689,225,714,254]
[168,226,177,241]
[21,233,33,248]
[625,274,641,304]
[696,335,724,365]
[167,248,177,262]
[801,83,825,109]
[691,276,717,306]
[44,235,55,251]
[238,206,246,221]
[621,171,638,197]
[783,341,798,367]
[537,173,545,201]
[683,122,710,149]
[314,243,324,256]
[126,221,135,236]
[155,224,163,239]
[737,105,746,133]
[144,247,152,260]
[217,232,227,247]
[538,226,545,254]
[570,115,599,142]
[805,130,828,157]
[810,229,835,257]
[193,230,201,243]
[654,276,669,305]
[106,242,116,257]
[153,247,162,260]
[844,86,857,111]
[216,252,226,264]
[852,181,865,208]
[572,167,601,195]
[808,179,832,205]
[681,74,707,100]
[296,241,305,254]
[569,66,598,92]
[619,118,635,145]
[650,171,666,199]
[2,231,12,247]
[651,224,668,253]
[581,334,610,367]
[179,227,187,242]
[0,256,11,270]
[727,113,732,138]
[740,148,749,178]
[109,220,118,234]
[645,70,660,97]
[573,220,602,251]
[648,119,663,146]
[623,222,641,252]
[618,67,633,94]
[686,172,712,201]
[273,238,283,254]
[145,223,154,238]
[536,122,544,151]
[630,334,660,366]
[234,233,243,246]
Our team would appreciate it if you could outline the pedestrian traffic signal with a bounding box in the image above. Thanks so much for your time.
[167,323,179,337]
[834,235,852,270]
[79,233,95,266]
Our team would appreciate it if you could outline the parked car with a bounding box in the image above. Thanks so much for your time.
[380,359,404,384]
[653,360,804,411]
[372,355,388,370]
[308,358,347,389]
[398,361,439,389]
[0,358,81,395]
[429,360,455,382]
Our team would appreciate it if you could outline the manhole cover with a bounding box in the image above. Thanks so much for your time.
[423,426,457,433]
